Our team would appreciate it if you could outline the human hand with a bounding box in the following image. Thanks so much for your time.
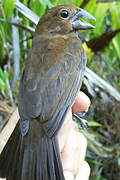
[58,91,91,180]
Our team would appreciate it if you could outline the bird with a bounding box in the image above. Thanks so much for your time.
[0,4,95,180]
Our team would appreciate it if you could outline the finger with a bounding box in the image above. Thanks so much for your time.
[62,129,80,177]
[61,129,87,177]
[75,161,90,180]
[76,133,87,167]
[58,110,73,152]
[58,91,90,152]
[63,161,90,180]
[72,91,91,113]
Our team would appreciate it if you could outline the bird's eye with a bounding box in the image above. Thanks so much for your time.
[60,10,69,18]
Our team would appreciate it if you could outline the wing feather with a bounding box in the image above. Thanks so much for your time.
[18,36,87,137]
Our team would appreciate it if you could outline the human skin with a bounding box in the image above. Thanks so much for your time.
[58,91,91,180]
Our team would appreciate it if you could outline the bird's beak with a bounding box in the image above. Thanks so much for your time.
[71,8,96,30]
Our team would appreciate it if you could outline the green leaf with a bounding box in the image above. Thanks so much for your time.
[74,0,83,6]
[0,67,9,93]
[118,156,120,166]
[51,0,83,7]
[39,0,53,8]
[3,0,16,19]
[56,0,79,5]
[30,0,46,17]
[0,23,6,59]
[96,167,103,180]
[110,3,120,29]
[88,120,102,127]
[85,0,112,35]
[112,35,120,58]
[110,3,120,58]
[50,0,59,6]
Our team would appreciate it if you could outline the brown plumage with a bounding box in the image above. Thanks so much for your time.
[0,4,95,180]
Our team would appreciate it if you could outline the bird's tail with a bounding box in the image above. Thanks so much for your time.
[0,119,64,180]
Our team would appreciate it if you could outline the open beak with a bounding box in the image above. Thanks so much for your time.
[71,8,96,30]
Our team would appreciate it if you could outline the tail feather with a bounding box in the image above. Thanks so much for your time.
[47,138,56,180]
[35,145,41,180]
[41,138,48,180]
[53,138,64,180]
[0,120,65,180]
[21,149,36,180]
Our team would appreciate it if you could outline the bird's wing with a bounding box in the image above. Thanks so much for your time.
[18,37,87,137]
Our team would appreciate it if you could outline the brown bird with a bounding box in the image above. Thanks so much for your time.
[0,4,95,180]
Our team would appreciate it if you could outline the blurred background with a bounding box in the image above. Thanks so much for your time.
[0,0,120,179]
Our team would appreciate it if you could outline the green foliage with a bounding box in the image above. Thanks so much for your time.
[110,3,120,58]
[88,120,102,127]
[95,167,107,180]
[0,23,6,59]
[0,0,16,60]
[85,1,112,35]
[29,0,53,17]
[57,0,82,6]
[0,67,9,94]
[80,0,120,61]
[39,0,53,8]
[118,155,120,166]
[2,0,16,19]
[96,167,103,180]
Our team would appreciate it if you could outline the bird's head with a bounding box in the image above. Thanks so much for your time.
[35,4,95,36]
